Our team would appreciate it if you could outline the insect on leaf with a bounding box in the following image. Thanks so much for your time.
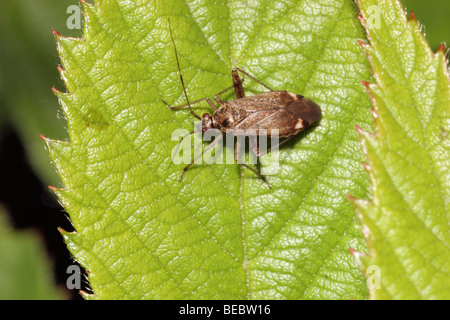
[45,0,374,299]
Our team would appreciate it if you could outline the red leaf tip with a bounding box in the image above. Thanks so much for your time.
[48,185,57,191]
[361,80,370,88]
[358,39,367,48]
[438,44,446,53]
[355,124,364,134]
[39,134,48,141]
[52,29,61,37]
[371,108,378,119]
[410,11,416,21]
[51,86,60,94]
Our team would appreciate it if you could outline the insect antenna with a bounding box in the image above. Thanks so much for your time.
[167,18,201,120]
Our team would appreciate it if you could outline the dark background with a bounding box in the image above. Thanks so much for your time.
[0,0,448,299]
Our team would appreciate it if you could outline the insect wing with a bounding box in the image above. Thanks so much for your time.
[234,107,302,137]
[229,91,286,112]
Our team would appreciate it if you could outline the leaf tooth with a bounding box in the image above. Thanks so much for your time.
[56,93,73,117]
[55,35,86,76]
[360,224,371,240]
[42,138,74,181]
[55,94,83,144]
[347,193,374,224]
[51,86,65,98]
[52,28,61,38]
[79,0,93,7]
[48,187,72,214]
[57,226,73,237]
[359,81,382,126]
[40,134,70,149]
[80,0,100,41]
[58,229,79,252]
[49,188,75,227]
[348,246,363,259]
[39,133,49,142]
[40,135,71,163]
[60,233,90,274]
[355,128,378,179]
[79,290,95,300]
[357,14,365,27]
[435,43,449,68]
[407,12,426,39]
[45,138,72,157]
[370,108,378,120]
[347,246,373,275]
[358,39,368,50]
[48,185,62,192]
[57,218,77,237]
[360,80,371,89]
[347,194,371,209]
[56,67,72,91]
[354,124,370,136]
[361,162,370,172]
[355,12,374,46]
[348,197,377,257]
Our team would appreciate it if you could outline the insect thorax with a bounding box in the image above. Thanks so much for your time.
[214,104,250,130]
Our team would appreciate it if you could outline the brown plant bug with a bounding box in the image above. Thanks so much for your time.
[163,19,322,187]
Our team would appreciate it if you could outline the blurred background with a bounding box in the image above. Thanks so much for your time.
[0,0,448,300]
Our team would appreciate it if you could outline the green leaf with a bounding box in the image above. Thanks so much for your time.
[353,0,450,299]
[46,0,375,299]
[0,208,63,300]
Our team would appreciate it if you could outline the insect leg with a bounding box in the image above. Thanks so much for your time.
[234,137,271,188]
[232,67,274,92]
[179,134,224,181]
[169,129,201,168]
[213,85,234,105]
[231,68,245,99]
[214,70,248,103]
[249,136,261,157]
